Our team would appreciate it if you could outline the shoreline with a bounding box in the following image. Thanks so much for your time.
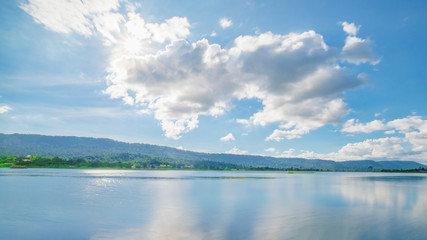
[2,166,426,173]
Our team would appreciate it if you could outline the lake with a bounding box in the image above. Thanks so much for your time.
[1,169,426,240]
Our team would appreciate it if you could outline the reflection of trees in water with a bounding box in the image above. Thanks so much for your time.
[340,175,426,208]
[90,174,273,239]
[88,172,427,240]
[91,179,204,240]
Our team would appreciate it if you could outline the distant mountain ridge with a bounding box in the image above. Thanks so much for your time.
[0,133,425,170]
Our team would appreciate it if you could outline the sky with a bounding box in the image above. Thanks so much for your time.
[0,0,426,163]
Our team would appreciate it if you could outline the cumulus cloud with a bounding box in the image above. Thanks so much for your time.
[160,117,198,140]
[280,148,296,157]
[264,147,276,152]
[342,115,427,154]
[266,127,310,141]
[220,133,235,141]
[387,116,427,153]
[226,146,248,155]
[332,137,406,160]
[0,105,12,114]
[236,119,250,125]
[292,137,406,161]
[291,116,427,162]
[111,30,369,140]
[219,17,232,29]
[22,2,378,141]
[384,130,395,135]
[144,16,191,43]
[340,22,381,65]
[237,31,367,140]
[341,37,380,65]
[341,21,360,36]
[341,119,387,133]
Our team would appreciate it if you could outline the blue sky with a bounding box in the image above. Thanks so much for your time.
[1,0,426,163]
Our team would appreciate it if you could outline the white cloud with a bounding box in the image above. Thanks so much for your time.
[0,105,12,114]
[340,22,380,65]
[123,12,190,50]
[266,127,310,141]
[387,115,425,132]
[384,130,395,134]
[342,115,427,154]
[387,116,427,153]
[283,148,296,156]
[110,30,366,140]
[236,119,250,125]
[333,137,406,160]
[220,133,235,141]
[341,21,360,36]
[276,148,296,158]
[292,137,406,161]
[210,31,217,37]
[92,11,125,45]
[226,146,248,155]
[236,31,367,140]
[20,0,122,44]
[341,119,387,133]
[341,36,380,65]
[288,116,427,162]
[219,17,232,29]
[160,117,199,140]
[137,109,151,115]
[22,4,377,141]
[264,147,276,152]
[144,16,191,43]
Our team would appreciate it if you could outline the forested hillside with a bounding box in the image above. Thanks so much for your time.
[1,133,425,171]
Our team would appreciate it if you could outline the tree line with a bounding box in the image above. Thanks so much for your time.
[0,154,274,170]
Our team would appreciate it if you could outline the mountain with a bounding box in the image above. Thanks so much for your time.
[0,133,425,170]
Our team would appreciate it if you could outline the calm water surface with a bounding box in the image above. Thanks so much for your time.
[1,169,426,240]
